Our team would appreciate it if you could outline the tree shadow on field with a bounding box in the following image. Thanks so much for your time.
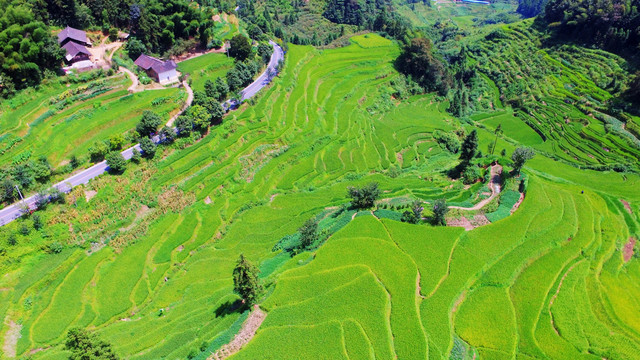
[214,299,246,318]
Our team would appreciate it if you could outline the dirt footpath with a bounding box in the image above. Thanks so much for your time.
[208,306,266,360]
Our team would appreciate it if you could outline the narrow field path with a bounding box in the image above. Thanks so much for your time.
[166,80,193,127]
[120,68,139,93]
[449,164,503,211]
[208,306,266,360]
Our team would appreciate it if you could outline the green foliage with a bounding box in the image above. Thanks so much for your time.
[511,147,535,174]
[434,130,461,153]
[65,328,119,360]
[347,182,380,209]
[462,165,480,185]
[106,151,126,174]
[298,218,318,251]
[32,214,43,230]
[109,134,125,151]
[323,0,390,27]
[233,254,263,305]
[401,200,423,224]
[396,38,450,95]
[189,105,211,131]
[517,0,548,17]
[431,198,448,225]
[229,34,253,61]
[544,0,640,51]
[459,130,479,163]
[139,137,157,159]
[175,116,194,137]
[159,126,175,144]
[0,5,64,97]
[131,148,141,163]
[136,111,163,137]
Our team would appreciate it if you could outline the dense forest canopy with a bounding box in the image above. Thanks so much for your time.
[32,0,217,53]
[516,0,548,17]
[544,0,640,51]
[0,2,64,95]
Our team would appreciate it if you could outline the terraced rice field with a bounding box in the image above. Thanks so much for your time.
[466,20,640,169]
[1,33,639,360]
[177,53,234,92]
[0,73,185,167]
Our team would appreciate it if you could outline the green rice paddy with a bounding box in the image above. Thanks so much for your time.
[0,73,185,167]
[178,53,234,92]
[0,32,639,360]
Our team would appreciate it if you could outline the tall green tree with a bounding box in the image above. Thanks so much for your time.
[106,151,126,174]
[347,182,380,209]
[139,137,157,159]
[136,111,163,137]
[511,147,535,175]
[431,199,448,226]
[298,219,318,250]
[233,254,263,305]
[459,130,479,163]
[491,124,502,155]
[395,38,450,95]
[228,34,252,61]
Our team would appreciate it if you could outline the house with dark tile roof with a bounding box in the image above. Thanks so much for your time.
[62,41,91,63]
[134,54,179,85]
[57,26,91,47]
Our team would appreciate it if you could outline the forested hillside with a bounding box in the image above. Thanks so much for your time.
[0,2,64,96]
[544,0,640,51]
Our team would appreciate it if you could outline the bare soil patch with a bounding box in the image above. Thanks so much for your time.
[447,216,474,231]
[470,215,490,228]
[204,196,212,205]
[84,189,97,202]
[623,237,636,262]
[452,291,467,313]
[2,320,21,358]
[208,306,266,360]
[621,199,633,214]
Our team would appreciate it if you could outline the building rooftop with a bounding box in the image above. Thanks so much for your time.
[62,41,91,61]
[134,54,177,73]
[57,26,89,45]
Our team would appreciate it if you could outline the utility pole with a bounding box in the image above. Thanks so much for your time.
[15,185,24,201]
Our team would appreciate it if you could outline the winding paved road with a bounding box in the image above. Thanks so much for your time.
[0,41,284,226]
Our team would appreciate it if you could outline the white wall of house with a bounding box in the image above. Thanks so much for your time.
[157,69,179,85]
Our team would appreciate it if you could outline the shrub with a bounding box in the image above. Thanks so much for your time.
[32,214,43,230]
[47,242,63,254]
[462,166,480,185]
[400,200,423,224]
[131,148,141,164]
[431,199,448,226]
[434,130,460,153]
[347,182,380,209]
